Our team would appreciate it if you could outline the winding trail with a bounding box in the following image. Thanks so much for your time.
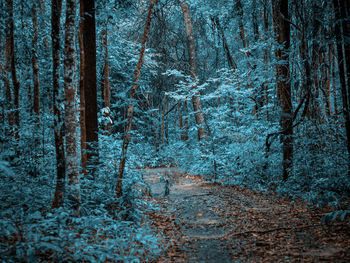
[142,168,350,262]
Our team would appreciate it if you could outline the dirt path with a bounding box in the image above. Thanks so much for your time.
[142,168,350,262]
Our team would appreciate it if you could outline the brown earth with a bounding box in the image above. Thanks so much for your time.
[142,168,350,262]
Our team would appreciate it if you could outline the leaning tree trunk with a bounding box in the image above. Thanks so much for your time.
[212,16,236,70]
[180,0,207,142]
[116,0,156,198]
[51,0,66,209]
[64,0,80,216]
[272,0,293,181]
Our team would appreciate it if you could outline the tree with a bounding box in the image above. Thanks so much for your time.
[5,0,20,139]
[51,0,66,209]
[101,20,111,134]
[116,0,156,198]
[271,0,293,181]
[4,0,14,135]
[64,0,81,215]
[78,5,86,173]
[235,0,247,48]
[333,0,350,174]
[80,0,98,173]
[32,1,40,119]
[211,16,236,70]
[180,0,207,141]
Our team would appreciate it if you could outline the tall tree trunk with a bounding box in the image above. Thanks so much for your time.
[64,0,80,216]
[178,102,185,141]
[272,0,293,181]
[51,0,66,209]
[101,22,111,134]
[6,0,20,139]
[212,17,236,70]
[161,97,166,145]
[180,0,207,141]
[333,0,350,173]
[331,45,338,117]
[323,45,332,116]
[116,0,156,198]
[263,1,270,119]
[340,0,350,91]
[32,2,40,119]
[252,0,259,41]
[235,0,247,48]
[80,0,98,173]
[78,8,87,173]
[4,0,14,135]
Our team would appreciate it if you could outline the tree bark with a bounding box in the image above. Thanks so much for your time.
[272,0,293,181]
[180,0,207,142]
[64,0,81,216]
[32,3,40,119]
[78,11,87,172]
[80,0,98,173]
[263,1,270,119]
[4,0,14,135]
[51,0,66,209]
[6,0,20,139]
[212,17,236,70]
[333,0,350,172]
[235,0,247,48]
[252,0,259,41]
[178,102,185,141]
[331,45,338,117]
[116,0,156,198]
[101,22,111,134]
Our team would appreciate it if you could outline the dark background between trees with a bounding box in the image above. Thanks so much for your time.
[0,0,349,261]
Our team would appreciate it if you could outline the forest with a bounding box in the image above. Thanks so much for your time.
[0,0,350,261]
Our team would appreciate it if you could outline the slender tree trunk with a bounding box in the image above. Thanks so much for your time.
[32,3,40,119]
[102,22,111,134]
[272,0,293,181]
[51,0,66,209]
[331,45,338,117]
[263,2,270,119]
[178,102,185,141]
[180,0,207,141]
[64,0,80,216]
[78,9,87,173]
[212,17,236,70]
[252,0,259,41]
[4,0,14,135]
[333,0,350,173]
[340,0,350,92]
[235,0,247,48]
[80,0,98,173]
[6,0,20,139]
[116,0,156,198]
[323,45,332,116]
[184,101,189,142]
[161,97,166,145]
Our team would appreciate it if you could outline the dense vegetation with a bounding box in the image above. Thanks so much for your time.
[0,0,349,261]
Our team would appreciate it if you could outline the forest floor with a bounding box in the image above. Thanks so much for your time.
[142,168,350,262]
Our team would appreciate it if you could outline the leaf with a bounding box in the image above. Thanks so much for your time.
[340,210,349,222]
[39,242,62,253]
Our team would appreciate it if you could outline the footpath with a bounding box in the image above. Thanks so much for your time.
[142,168,350,262]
